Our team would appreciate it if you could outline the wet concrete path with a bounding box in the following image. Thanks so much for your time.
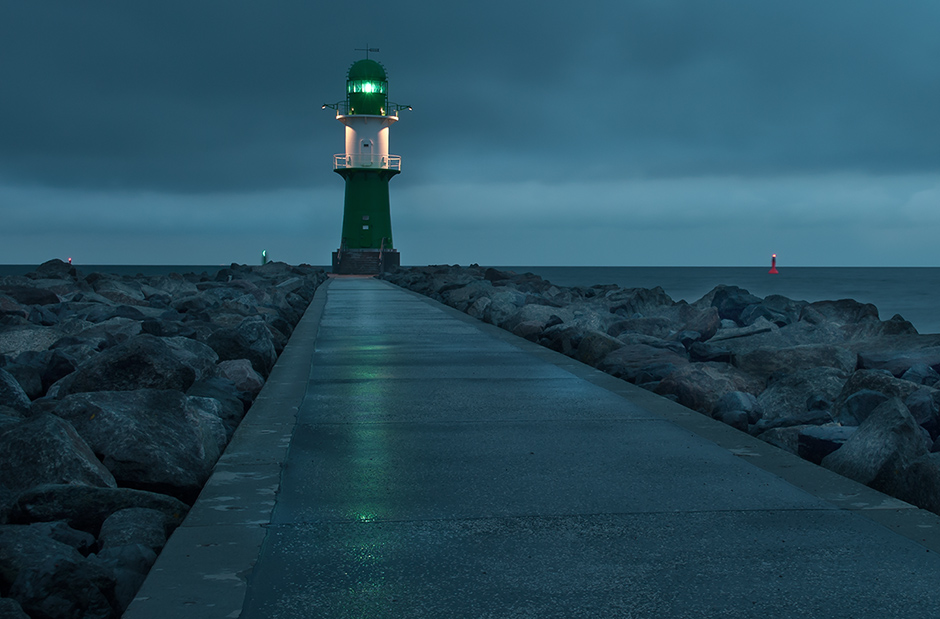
[129,277,940,618]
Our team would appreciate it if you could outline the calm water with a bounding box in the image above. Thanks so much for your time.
[3,264,938,335]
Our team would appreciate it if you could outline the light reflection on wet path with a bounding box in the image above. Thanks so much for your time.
[240,278,940,618]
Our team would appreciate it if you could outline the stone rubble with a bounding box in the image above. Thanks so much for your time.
[0,259,326,618]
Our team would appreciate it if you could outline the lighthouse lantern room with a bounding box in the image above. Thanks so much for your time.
[323,54,409,274]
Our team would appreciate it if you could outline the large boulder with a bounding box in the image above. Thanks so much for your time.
[91,278,147,306]
[890,453,940,516]
[710,320,847,356]
[207,316,278,378]
[688,341,733,363]
[598,344,690,384]
[88,543,157,613]
[836,389,891,426]
[901,363,940,387]
[5,349,79,400]
[187,377,248,439]
[755,425,807,456]
[756,367,847,425]
[539,324,587,356]
[161,335,219,381]
[0,294,28,322]
[0,285,60,306]
[700,285,762,324]
[215,359,264,397]
[576,331,624,367]
[709,317,779,347]
[30,258,78,280]
[466,296,491,320]
[2,359,44,401]
[146,274,199,298]
[0,524,116,619]
[822,398,929,493]
[656,303,721,341]
[830,369,932,424]
[604,286,674,318]
[81,304,148,324]
[853,335,940,376]
[28,520,96,555]
[797,425,857,464]
[97,508,169,553]
[0,368,30,412]
[9,485,189,535]
[0,595,30,618]
[654,362,763,416]
[440,280,495,312]
[906,388,940,439]
[69,316,143,349]
[752,408,834,434]
[48,390,227,501]
[734,344,857,381]
[713,391,763,430]
[607,316,675,339]
[48,334,198,397]
[481,289,527,327]
[501,303,571,335]
[0,325,62,357]
[802,299,880,326]
[0,414,116,495]
[739,295,806,327]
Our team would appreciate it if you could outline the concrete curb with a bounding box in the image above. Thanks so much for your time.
[382,279,940,554]
[123,279,332,619]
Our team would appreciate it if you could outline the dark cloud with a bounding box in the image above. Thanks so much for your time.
[0,0,938,193]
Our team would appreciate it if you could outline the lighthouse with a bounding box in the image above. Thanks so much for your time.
[323,54,410,274]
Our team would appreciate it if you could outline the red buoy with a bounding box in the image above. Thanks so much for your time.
[769,254,779,274]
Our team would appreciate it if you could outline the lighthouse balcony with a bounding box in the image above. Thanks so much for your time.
[334,154,401,171]
[330,103,399,118]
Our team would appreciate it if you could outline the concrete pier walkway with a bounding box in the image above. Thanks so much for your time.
[128,277,940,618]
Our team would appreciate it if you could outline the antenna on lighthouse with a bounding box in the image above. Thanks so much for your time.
[355,45,380,59]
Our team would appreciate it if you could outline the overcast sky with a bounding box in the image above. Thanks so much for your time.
[1,1,938,266]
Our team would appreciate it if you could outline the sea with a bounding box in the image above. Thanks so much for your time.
[2,264,939,335]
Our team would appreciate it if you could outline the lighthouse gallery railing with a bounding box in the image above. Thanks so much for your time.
[334,154,401,171]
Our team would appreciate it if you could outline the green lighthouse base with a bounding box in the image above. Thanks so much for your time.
[332,248,400,275]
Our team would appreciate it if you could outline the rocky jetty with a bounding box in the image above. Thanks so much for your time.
[383,265,940,516]
[0,259,326,618]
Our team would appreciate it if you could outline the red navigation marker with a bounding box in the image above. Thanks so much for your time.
[769,253,779,274]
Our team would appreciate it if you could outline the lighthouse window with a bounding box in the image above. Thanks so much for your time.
[362,225,369,230]
[362,215,370,221]
[347,80,387,95]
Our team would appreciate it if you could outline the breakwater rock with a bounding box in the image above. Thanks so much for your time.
[0,259,326,618]
[383,265,940,516]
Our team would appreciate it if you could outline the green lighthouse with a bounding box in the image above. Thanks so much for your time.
[324,55,409,274]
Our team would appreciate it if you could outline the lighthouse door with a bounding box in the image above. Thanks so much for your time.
[359,139,374,167]
[360,214,373,247]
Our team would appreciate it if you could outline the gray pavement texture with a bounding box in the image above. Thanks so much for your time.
[127,277,940,619]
